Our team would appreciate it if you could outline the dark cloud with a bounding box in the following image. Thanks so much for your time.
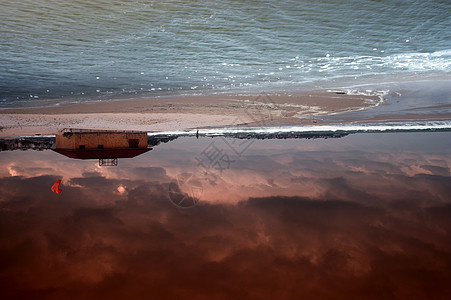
[420,164,450,176]
[131,167,170,181]
[392,174,451,203]
[320,177,381,202]
[1,171,451,300]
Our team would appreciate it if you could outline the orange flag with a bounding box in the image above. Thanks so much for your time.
[51,179,62,194]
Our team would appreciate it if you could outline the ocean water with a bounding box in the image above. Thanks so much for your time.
[1,0,450,107]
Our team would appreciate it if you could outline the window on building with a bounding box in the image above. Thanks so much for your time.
[128,139,139,148]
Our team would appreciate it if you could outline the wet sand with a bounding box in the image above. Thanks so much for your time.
[1,88,450,137]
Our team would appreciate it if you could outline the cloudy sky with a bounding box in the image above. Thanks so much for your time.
[1,132,450,299]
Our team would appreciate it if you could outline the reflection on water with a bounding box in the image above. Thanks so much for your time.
[0,132,450,299]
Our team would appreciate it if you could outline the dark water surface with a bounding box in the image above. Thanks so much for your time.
[1,132,450,299]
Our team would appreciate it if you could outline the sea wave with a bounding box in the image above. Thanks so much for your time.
[148,120,451,137]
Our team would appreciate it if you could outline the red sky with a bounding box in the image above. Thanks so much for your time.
[1,132,450,299]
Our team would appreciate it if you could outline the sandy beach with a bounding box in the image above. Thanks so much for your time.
[3,88,449,137]
[0,90,373,136]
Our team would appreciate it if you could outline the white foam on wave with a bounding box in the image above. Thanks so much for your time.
[325,88,388,113]
[430,49,451,57]
[294,49,451,75]
[148,120,451,137]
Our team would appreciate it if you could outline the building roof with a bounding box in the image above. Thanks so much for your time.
[60,129,147,134]
[52,148,151,160]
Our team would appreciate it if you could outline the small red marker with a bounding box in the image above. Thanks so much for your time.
[51,179,62,194]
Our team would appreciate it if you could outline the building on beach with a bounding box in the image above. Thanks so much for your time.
[52,129,151,166]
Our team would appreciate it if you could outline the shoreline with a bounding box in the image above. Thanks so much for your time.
[0,89,379,137]
[1,86,450,138]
